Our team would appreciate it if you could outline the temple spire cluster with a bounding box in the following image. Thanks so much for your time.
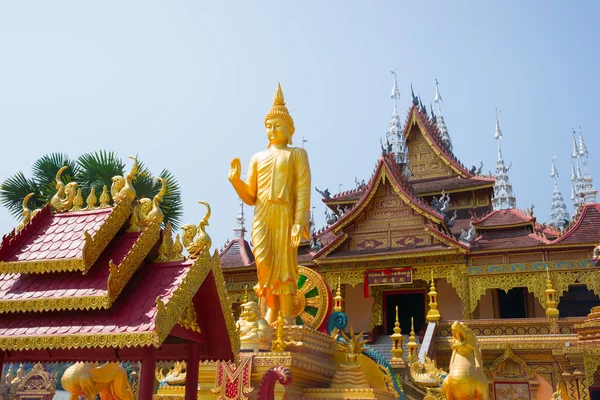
[491,108,517,210]
[384,70,408,164]
[549,156,570,230]
[434,79,452,152]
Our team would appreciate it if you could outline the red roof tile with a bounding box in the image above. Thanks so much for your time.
[473,209,535,229]
[0,260,192,344]
[0,232,141,312]
[4,209,111,264]
[219,237,255,269]
[470,228,550,251]
[553,204,600,245]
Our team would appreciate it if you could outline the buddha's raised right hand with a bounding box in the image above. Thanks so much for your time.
[229,158,242,182]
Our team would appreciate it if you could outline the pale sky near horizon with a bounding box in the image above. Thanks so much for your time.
[0,1,598,248]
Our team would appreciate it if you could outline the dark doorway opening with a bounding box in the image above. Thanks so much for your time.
[384,290,426,335]
[559,285,600,317]
[590,387,600,400]
[497,287,528,318]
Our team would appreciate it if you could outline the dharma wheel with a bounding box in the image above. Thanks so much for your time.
[259,266,331,330]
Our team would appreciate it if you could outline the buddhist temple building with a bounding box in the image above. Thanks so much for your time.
[220,77,600,399]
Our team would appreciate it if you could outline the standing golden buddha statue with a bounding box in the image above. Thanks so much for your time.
[229,83,311,325]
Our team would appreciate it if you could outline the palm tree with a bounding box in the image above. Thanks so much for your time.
[0,151,183,230]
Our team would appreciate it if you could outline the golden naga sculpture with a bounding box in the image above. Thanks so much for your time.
[111,156,139,203]
[228,83,311,325]
[411,356,447,400]
[156,362,187,387]
[129,177,166,231]
[182,201,212,258]
[442,321,489,400]
[61,361,134,400]
[51,166,78,212]
[236,300,273,352]
[16,193,35,233]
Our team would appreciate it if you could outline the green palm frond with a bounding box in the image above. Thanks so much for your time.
[156,169,183,230]
[31,153,78,199]
[132,163,183,230]
[76,150,125,195]
[0,172,43,218]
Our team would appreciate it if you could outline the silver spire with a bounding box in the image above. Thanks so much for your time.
[384,70,408,164]
[570,128,585,209]
[577,125,596,204]
[232,198,246,239]
[491,108,516,210]
[434,79,452,152]
[549,156,570,230]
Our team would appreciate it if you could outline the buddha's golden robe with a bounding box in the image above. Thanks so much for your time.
[245,146,311,297]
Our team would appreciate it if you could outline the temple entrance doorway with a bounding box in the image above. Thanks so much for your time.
[383,289,426,335]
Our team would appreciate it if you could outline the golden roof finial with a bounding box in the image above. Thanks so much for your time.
[243,285,249,304]
[426,272,441,322]
[389,305,405,365]
[333,275,343,312]
[545,266,559,318]
[85,187,97,210]
[70,188,83,212]
[406,316,419,364]
[99,185,111,209]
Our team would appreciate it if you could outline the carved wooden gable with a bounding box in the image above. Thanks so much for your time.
[335,179,440,253]
[489,344,538,400]
[407,123,455,180]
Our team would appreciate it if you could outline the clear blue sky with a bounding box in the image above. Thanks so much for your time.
[0,1,598,247]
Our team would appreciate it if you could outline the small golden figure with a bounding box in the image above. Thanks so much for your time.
[236,301,273,352]
[228,83,311,325]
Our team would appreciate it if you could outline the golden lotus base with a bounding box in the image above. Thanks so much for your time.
[302,387,397,399]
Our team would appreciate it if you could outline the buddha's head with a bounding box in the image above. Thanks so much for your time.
[265,83,295,146]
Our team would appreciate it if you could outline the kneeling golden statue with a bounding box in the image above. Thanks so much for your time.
[61,362,134,400]
[442,321,489,400]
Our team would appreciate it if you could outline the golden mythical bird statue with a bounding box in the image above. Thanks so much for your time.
[181,201,212,258]
[128,177,166,231]
[61,362,134,400]
[111,156,139,203]
[50,166,78,212]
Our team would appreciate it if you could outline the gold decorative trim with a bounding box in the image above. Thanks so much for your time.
[474,222,535,230]
[107,220,161,302]
[316,249,461,265]
[0,331,157,352]
[81,198,133,274]
[177,303,202,333]
[0,198,132,275]
[210,251,241,356]
[0,294,111,314]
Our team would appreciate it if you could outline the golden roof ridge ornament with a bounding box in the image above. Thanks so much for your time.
[182,201,212,259]
[16,193,35,233]
[50,166,78,213]
[99,185,111,209]
[84,187,97,210]
[154,221,184,263]
[70,188,83,212]
[129,177,166,232]
[111,155,139,203]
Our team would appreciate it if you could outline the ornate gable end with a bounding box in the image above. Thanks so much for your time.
[407,121,455,180]
[329,178,443,255]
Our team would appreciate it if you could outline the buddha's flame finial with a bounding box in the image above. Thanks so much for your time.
[274,82,285,106]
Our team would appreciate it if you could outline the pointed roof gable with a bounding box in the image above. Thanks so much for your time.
[219,237,255,269]
[404,105,472,180]
[314,156,466,262]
